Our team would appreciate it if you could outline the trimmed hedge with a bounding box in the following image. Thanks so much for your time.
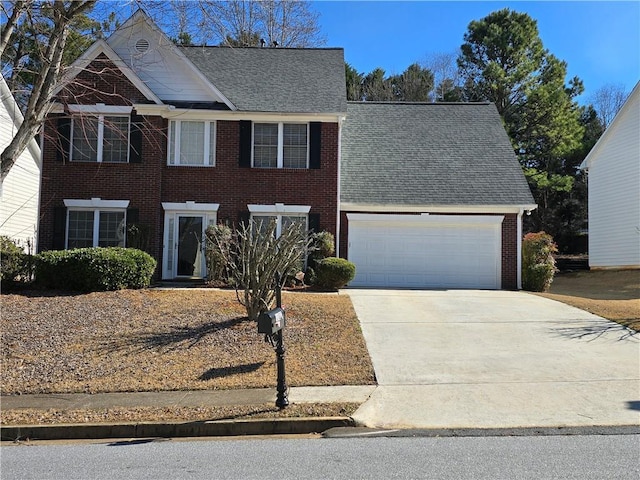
[315,257,356,289]
[35,247,156,292]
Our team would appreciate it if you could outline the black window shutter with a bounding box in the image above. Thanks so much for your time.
[309,122,322,169]
[126,208,139,227]
[239,120,252,167]
[238,211,251,229]
[53,206,67,250]
[308,213,321,233]
[129,112,143,163]
[56,117,71,162]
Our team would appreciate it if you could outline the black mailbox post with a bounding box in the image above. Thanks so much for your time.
[259,284,289,409]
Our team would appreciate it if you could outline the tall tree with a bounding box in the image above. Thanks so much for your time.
[345,62,363,101]
[1,0,98,182]
[589,83,629,128]
[388,63,433,102]
[458,8,586,245]
[423,51,463,102]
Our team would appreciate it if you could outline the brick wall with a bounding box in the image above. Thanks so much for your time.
[39,56,340,277]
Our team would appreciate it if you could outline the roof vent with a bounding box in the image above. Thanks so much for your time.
[135,38,150,53]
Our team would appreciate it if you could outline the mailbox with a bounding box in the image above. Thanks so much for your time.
[258,307,286,334]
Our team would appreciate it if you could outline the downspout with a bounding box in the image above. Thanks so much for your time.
[517,208,524,289]
[335,115,345,257]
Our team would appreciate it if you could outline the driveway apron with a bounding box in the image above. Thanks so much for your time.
[346,289,640,429]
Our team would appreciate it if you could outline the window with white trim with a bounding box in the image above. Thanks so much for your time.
[71,115,130,162]
[67,209,126,248]
[168,120,216,166]
[253,123,308,169]
[248,204,310,237]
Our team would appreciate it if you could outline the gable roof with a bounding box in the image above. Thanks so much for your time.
[580,81,640,170]
[55,39,162,104]
[180,46,347,114]
[341,102,535,208]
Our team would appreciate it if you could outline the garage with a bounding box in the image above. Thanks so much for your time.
[346,213,503,289]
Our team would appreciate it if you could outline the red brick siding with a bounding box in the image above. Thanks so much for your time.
[340,211,520,290]
[162,121,338,235]
[38,59,340,276]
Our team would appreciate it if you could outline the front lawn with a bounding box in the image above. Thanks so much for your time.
[536,269,640,332]
[1,289,376,396]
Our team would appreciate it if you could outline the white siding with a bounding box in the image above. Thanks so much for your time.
[0,82,41,251]
[108,16,223,103]
[585,83,640,268]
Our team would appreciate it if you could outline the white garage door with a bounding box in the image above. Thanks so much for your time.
[347,214,503,289]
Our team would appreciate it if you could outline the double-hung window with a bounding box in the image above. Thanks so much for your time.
[64,199,129,249]
[248,204,310,237]
[253,123,308,169]
[67,210,126,248]
[71,115,130,162]
[168,120,216,166]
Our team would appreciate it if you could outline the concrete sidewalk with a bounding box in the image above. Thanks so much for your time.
[0,386,376,441]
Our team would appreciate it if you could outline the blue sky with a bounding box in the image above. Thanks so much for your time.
[313,1,640,103]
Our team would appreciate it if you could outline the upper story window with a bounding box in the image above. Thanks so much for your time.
[71,115,130,163]
[253,123,308,169]
[168,120,216,166]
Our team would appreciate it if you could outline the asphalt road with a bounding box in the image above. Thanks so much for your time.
[2,434,638,479]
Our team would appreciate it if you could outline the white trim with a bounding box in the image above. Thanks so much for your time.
[55,40,162,104]
[248,204,311,214]
[346,213,504,226]
[68,104,133,115]
[341,203,537,214]
[517,208,524,290]
[336,115,345,255]
[580,81,640,170]
[162,202,220,212]
[132,104,344,123]
[69,114,130,163]
[64,198,130,209]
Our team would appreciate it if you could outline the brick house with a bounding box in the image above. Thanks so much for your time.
[37,10,535,289]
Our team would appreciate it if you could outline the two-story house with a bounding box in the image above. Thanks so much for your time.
[37,10,536,289]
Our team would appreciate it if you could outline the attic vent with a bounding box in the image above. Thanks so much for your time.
[135,38,150,53]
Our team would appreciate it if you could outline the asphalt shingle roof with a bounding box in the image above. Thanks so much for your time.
[341,102,535,207]
[180,46,347,113]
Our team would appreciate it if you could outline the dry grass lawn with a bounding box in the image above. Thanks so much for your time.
[1,289,376,396]
[536,269,640,331]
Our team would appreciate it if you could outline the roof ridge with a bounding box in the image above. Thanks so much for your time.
[179,45,344,51]
[347,101,492,106]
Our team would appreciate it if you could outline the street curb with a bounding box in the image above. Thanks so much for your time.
[1,417,355,441]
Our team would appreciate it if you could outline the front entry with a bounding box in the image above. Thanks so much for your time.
[161,202,219,280]
[176,215,204,277]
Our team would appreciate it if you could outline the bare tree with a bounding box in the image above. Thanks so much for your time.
[1,0,96,182]
[589,83,629,129]
[422,51,463,101]
[144,0,325,47]
[207,219,312,321]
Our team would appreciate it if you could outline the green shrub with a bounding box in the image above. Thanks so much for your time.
[315,257,356,289]
[306,230,335,284]
[522,231,557,292]
[35,247,157,292]
[0,236,31,287]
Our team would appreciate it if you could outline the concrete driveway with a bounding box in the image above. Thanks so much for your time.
[346,289,640,429]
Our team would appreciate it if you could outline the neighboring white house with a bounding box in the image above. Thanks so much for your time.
[580,81,640,269]
[0,76,41,251]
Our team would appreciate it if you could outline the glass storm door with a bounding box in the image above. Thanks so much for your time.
[176,215,204,277]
